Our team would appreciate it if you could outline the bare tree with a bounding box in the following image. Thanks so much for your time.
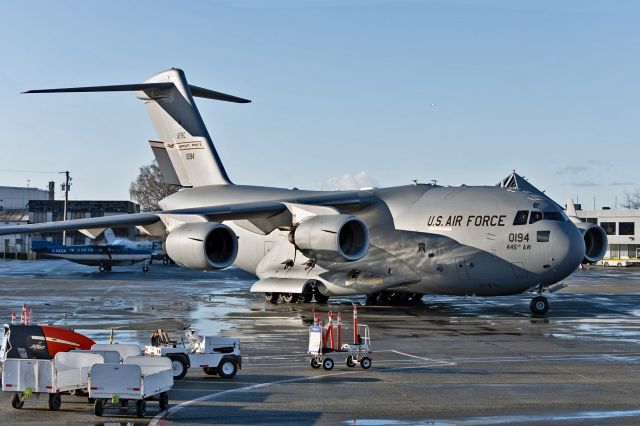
[621,188,640,209]
[129,160,179,211]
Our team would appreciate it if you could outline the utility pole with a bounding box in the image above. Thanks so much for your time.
[60,171,71,245]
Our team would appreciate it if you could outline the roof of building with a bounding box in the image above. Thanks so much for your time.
[0,209,29,223]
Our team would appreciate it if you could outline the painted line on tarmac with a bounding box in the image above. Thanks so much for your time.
[149,361,454,426]
[390,350,456,366]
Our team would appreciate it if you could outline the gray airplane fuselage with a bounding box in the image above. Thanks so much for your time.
[160,183,585,298]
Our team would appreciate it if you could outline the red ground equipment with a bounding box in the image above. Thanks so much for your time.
[1,305,95,362]
[308,305,372,371]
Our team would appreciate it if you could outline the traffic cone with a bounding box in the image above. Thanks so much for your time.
[326,312,334,350]
[337,312,342,348]
[20,304,27,325]
[11,310,16,325]
[353,305,358,344]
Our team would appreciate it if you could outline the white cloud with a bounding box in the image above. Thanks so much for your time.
[321,171,379,191]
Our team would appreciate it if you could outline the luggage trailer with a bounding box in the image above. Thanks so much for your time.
[89,355,173,418]
[308,305,372,371]
[2,352,104,411]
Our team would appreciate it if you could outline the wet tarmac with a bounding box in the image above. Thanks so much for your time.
[1,259,640,425]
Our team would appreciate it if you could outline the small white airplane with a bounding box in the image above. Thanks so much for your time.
[31,229,153,272]
[1,68,607,314]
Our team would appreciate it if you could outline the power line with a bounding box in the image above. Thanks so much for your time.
[0,168,61,174]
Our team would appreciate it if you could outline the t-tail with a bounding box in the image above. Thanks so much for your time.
[24,68,250,187]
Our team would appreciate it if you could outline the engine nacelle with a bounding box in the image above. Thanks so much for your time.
[165,222,238,270]
[290,214,369,262]
[574,221,608,263]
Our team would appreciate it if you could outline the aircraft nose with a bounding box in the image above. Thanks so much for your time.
[548,222,585,280]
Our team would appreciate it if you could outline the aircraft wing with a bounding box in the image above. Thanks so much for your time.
[0,191,373,236]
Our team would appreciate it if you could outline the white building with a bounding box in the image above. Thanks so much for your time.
[0,186,50,255]
[575,208,640,264]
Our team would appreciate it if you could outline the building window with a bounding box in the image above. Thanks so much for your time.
[619,222,635,236]
[601,222,616,235]
[609,244,620,259]
[585,217,597,224]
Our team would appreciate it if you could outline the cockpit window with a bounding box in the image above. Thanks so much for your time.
[529,211,542,224]
[543,211,565,222]
[513,210,529,225]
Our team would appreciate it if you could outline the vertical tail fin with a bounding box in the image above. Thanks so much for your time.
[24,68,250,187]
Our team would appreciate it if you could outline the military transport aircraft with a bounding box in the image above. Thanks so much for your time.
[0,69,608,314]
[31,229,153,272]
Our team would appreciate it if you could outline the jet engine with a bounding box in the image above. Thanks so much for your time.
[574,222,608,263]
[165,222,238,270]
[289,214,369,262]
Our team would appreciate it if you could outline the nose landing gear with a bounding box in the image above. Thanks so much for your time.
[530,295,549,315]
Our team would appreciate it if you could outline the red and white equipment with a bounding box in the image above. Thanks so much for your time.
[307,306,372,371]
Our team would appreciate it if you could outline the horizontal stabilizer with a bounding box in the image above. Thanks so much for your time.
[22,83,173,94]
[23,83,251,103]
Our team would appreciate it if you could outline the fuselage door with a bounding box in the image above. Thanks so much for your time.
[455,257,469,280]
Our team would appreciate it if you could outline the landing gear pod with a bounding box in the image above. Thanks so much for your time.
[1,324,95,362]
[165,222,238,270]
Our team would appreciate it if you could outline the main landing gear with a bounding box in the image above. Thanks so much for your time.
[98,263,112,272]
[264,287,327,304]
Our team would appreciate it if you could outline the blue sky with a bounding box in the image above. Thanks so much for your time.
[1,0,638,209]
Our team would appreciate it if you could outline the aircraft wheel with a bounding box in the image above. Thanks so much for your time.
[94,398,105,416]
[99,265,106,272]
[282,293,300,303]
[11,392,24,409]
[310,358,321,369]
[314,292,329,304]
[143,265,149,272]
[48,393,62,411]
[530,296,549,315]
[265,292,280,303]
[302,291,313,303]
[218,359,238,378]
[360,357,372,369]
[159,392,169,411]
[346,356,356,367]
[376,292,391,304]
[105,265,112,272]
[135,399,147,418]
[163,258,169,265]
[168,355,188,380]
[322,358,334,370]
[365,293,378,305]
[410,293,424,303]
[203,367,218,375]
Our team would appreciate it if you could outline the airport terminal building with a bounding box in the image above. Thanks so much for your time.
[575,208,640,265]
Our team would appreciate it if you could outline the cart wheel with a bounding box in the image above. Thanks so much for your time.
[159,392,169,411]
[322,358,334,370]
[218,359,238,378]
[203,367,218,375]
[360,357,372,369]
[11,392,24,409]
[94,398,105,416]
[310,357,321,369]
[48,393,62,411]
[346,356,356,367]
[136,399,147,418]
[169,355,188,380]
